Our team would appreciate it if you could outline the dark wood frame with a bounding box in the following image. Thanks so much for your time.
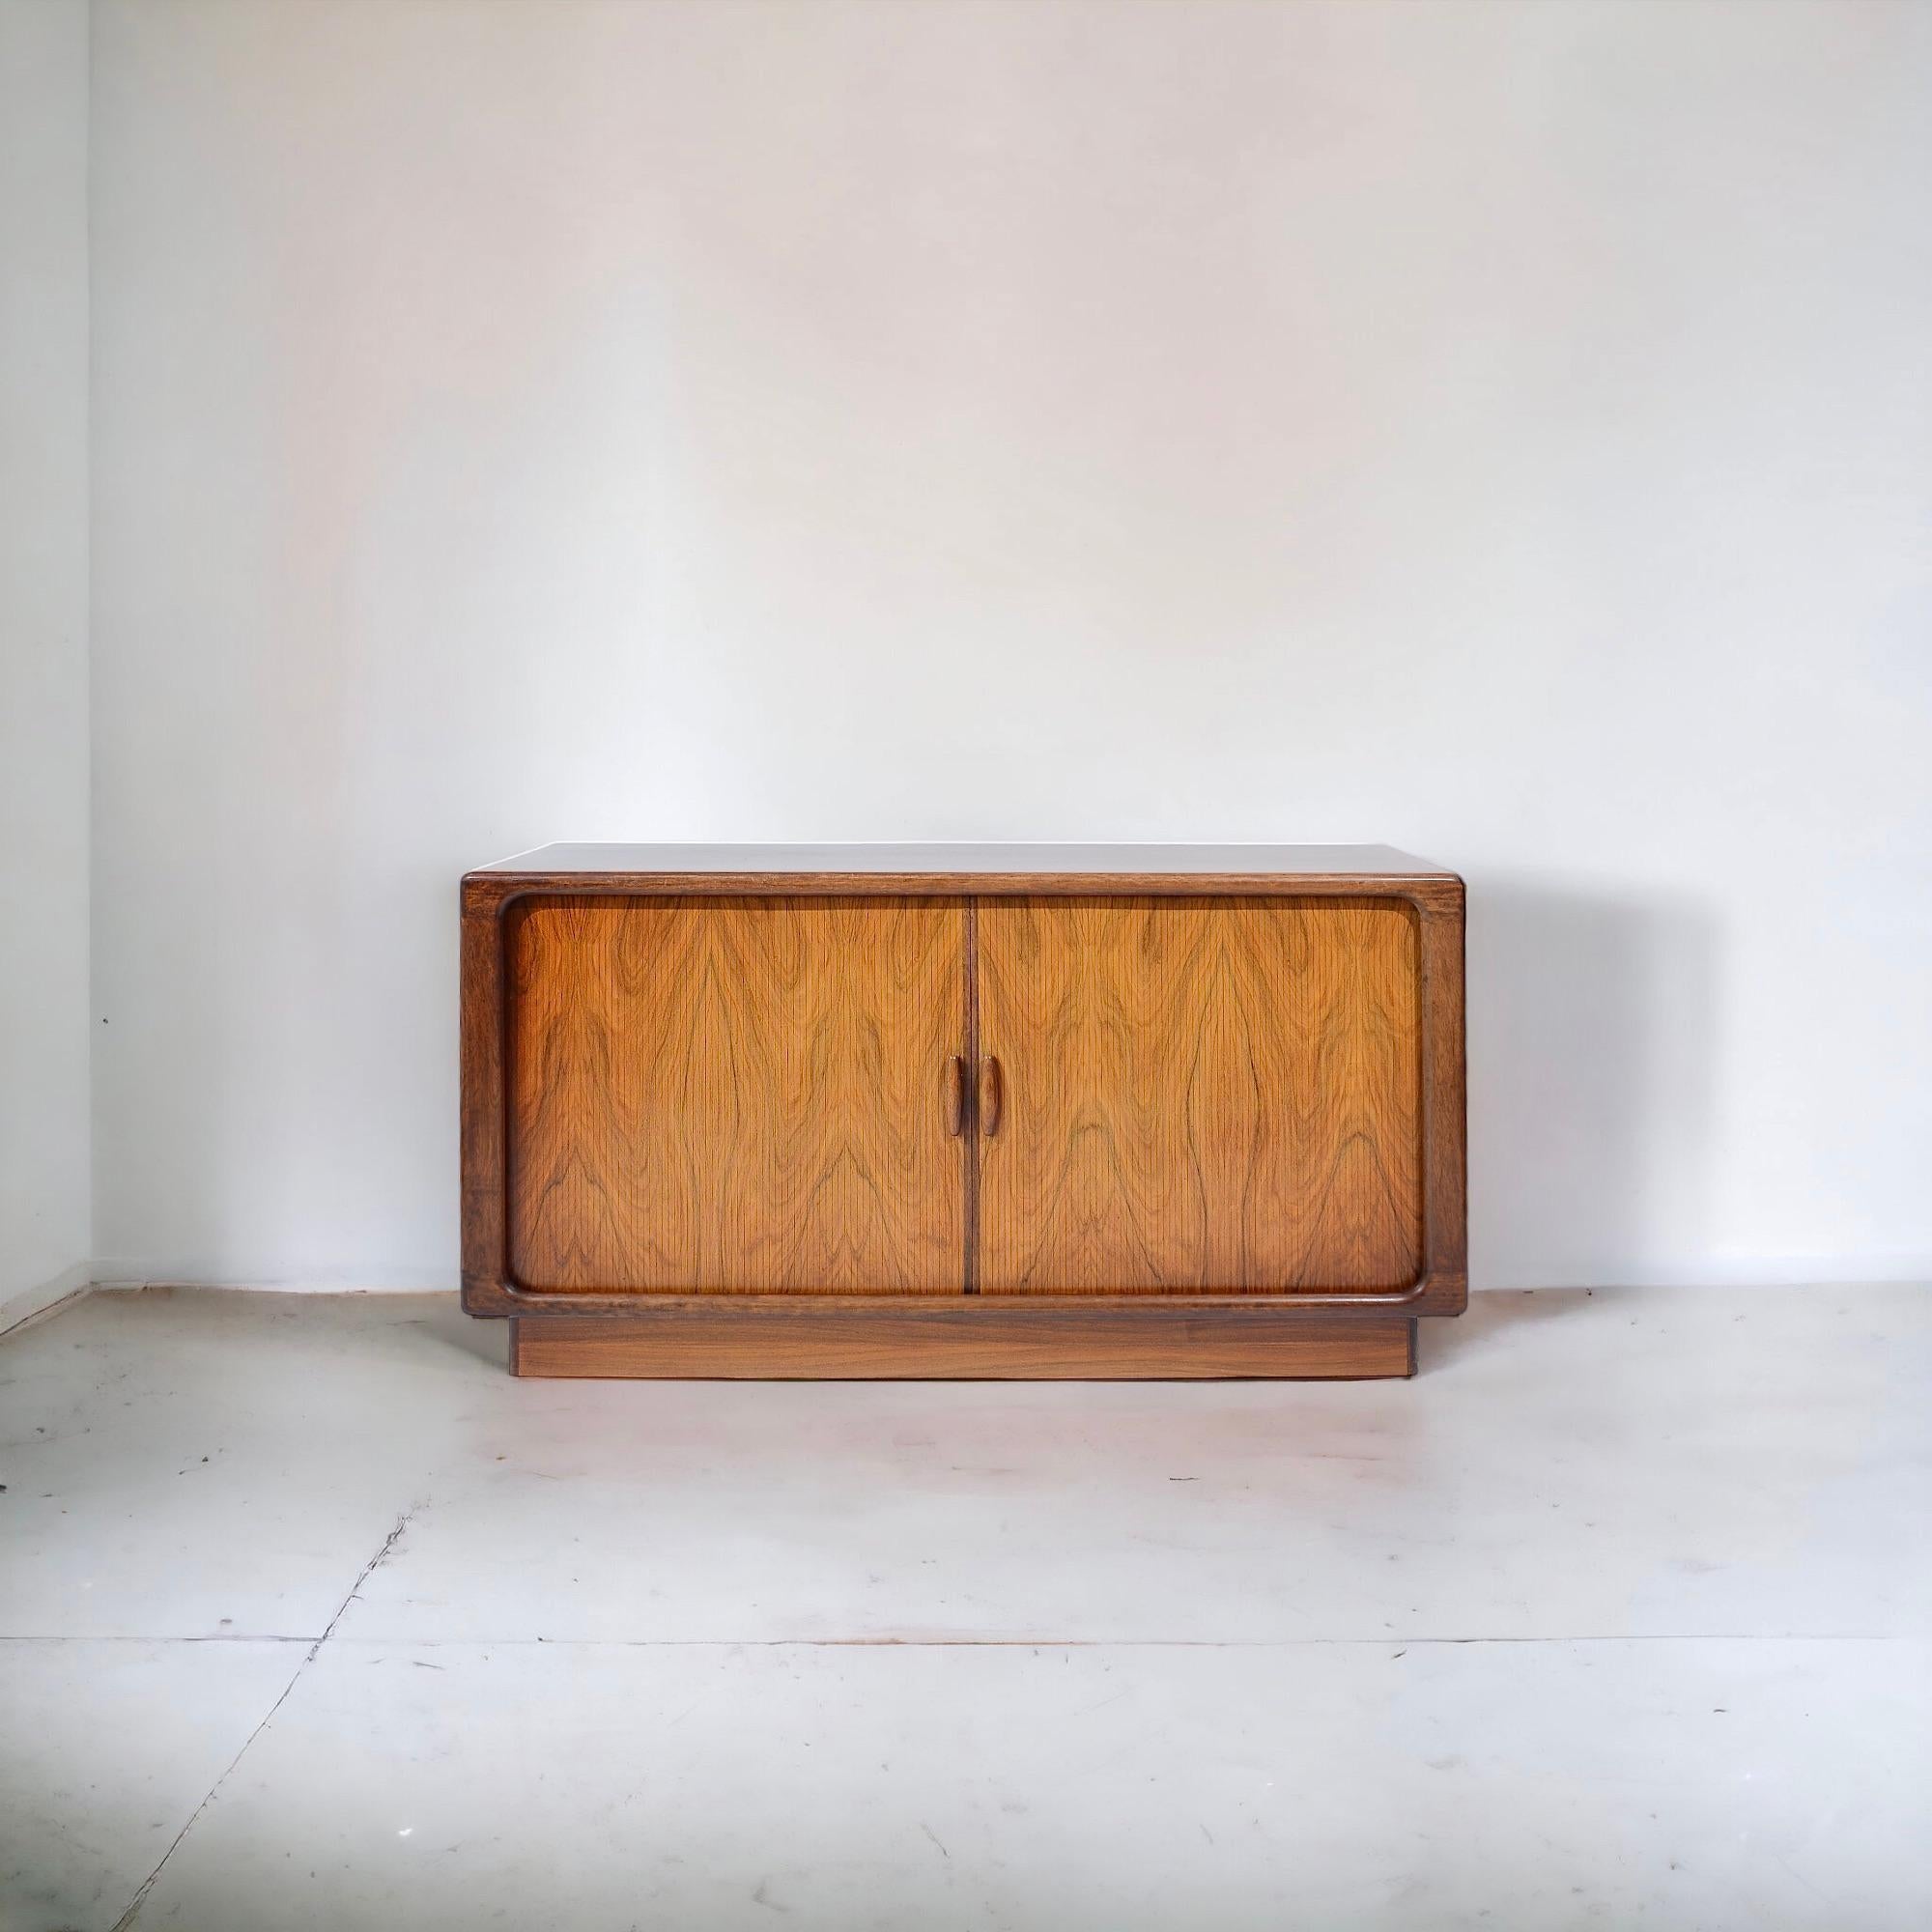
[461,863,1466,1377]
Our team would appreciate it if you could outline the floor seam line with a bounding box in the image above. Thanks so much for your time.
[298,1631,1907,1650]
[105,1504,420,1932]
[0,1634,322,1645]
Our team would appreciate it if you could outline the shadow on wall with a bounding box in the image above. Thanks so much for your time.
[1465,878,1719,1291]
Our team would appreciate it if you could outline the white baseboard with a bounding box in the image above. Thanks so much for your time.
[0,1259,94,1338]
[1475,1259,1932,1291]
[88,1262,457,1294]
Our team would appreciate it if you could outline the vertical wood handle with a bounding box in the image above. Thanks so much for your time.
[980,1054,1004,1137]
[944,1056,967,1136]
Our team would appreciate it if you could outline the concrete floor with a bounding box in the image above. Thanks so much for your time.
[1,1286,1927,1931]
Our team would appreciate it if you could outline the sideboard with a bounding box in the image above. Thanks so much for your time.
[462,845,1465,1378]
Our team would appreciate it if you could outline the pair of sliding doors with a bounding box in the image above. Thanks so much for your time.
[504,894,1424,1298]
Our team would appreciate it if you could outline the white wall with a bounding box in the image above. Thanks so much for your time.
[1,0,91,1321]
[90,0,1932,1291]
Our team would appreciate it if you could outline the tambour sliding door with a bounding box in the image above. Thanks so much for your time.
[505,895,969,1293]
[974,896,1425,1294]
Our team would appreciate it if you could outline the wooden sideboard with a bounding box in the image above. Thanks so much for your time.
[461,845,1465,1378]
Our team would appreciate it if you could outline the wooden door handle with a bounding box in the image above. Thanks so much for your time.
[980,1054,1004,1137]
[944,1056,967,1136]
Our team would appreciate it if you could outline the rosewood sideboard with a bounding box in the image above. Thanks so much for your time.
[461,844,1465,1378]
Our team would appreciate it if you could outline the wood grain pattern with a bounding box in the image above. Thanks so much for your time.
[510,1309,1416,1379]
[505,895,967,1293]
[978,897,1423,1294]
[1415,889,1468,1307]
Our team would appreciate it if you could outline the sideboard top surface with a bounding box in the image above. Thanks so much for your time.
[471,842,1459,882]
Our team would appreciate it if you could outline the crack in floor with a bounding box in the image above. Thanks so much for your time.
[106,1505,419,1932]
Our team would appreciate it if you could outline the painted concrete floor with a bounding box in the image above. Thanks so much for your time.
[1,1286,1927,1931]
